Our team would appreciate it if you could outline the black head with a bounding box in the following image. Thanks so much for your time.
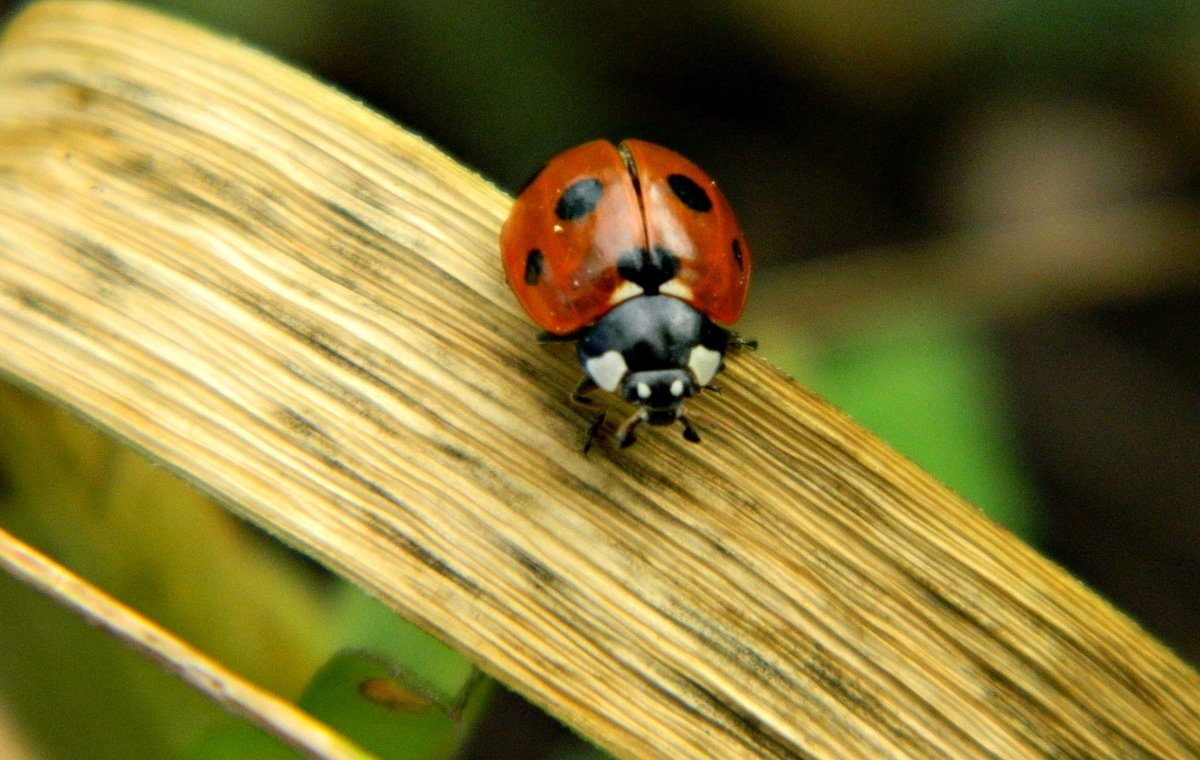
[619,368,696,424]
[577,295,728,443]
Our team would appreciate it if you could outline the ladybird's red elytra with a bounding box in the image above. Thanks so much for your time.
[501,139,752,450]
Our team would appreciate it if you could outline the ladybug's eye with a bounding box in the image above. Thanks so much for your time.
[666,174,712,212]
[556,178,604,221]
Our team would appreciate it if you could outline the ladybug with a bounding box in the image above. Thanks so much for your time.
[501,139,752,450]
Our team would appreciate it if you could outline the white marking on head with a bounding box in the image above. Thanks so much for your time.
[585,350,628,392]
[609,280,644,306]
[688,345,722,386]
[637,382,652,399]
[659,279,694,301]
[670,379,684,397]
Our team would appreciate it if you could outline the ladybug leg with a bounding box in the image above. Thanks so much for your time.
[571,376,600,406]
[616,410,648,449]
[537,330,583,344]
[679,414,702,443]
[729,335,758,351]
[572,377,606,453]
[582,412,606,454]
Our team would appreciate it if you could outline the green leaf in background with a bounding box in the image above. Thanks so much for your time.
[792,315,1041,541]
[0,381,488,759]
[297,649,482,760]
[327,586,482,715]
[0,383,336,759]
[194,644,485,760]
[189,556,488,759]
[192,612,487,760]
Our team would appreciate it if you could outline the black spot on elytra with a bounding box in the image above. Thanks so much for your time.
[524,248,543,285]
[732,239,744,270]
[555,178,604,220]
[617,246,679,293]
[667,173,712,212]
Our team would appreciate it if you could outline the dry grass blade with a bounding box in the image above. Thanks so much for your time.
[0,525,371,760]
[0,2,1198,758]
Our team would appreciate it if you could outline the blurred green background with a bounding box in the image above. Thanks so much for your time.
[2,0,1199,758]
